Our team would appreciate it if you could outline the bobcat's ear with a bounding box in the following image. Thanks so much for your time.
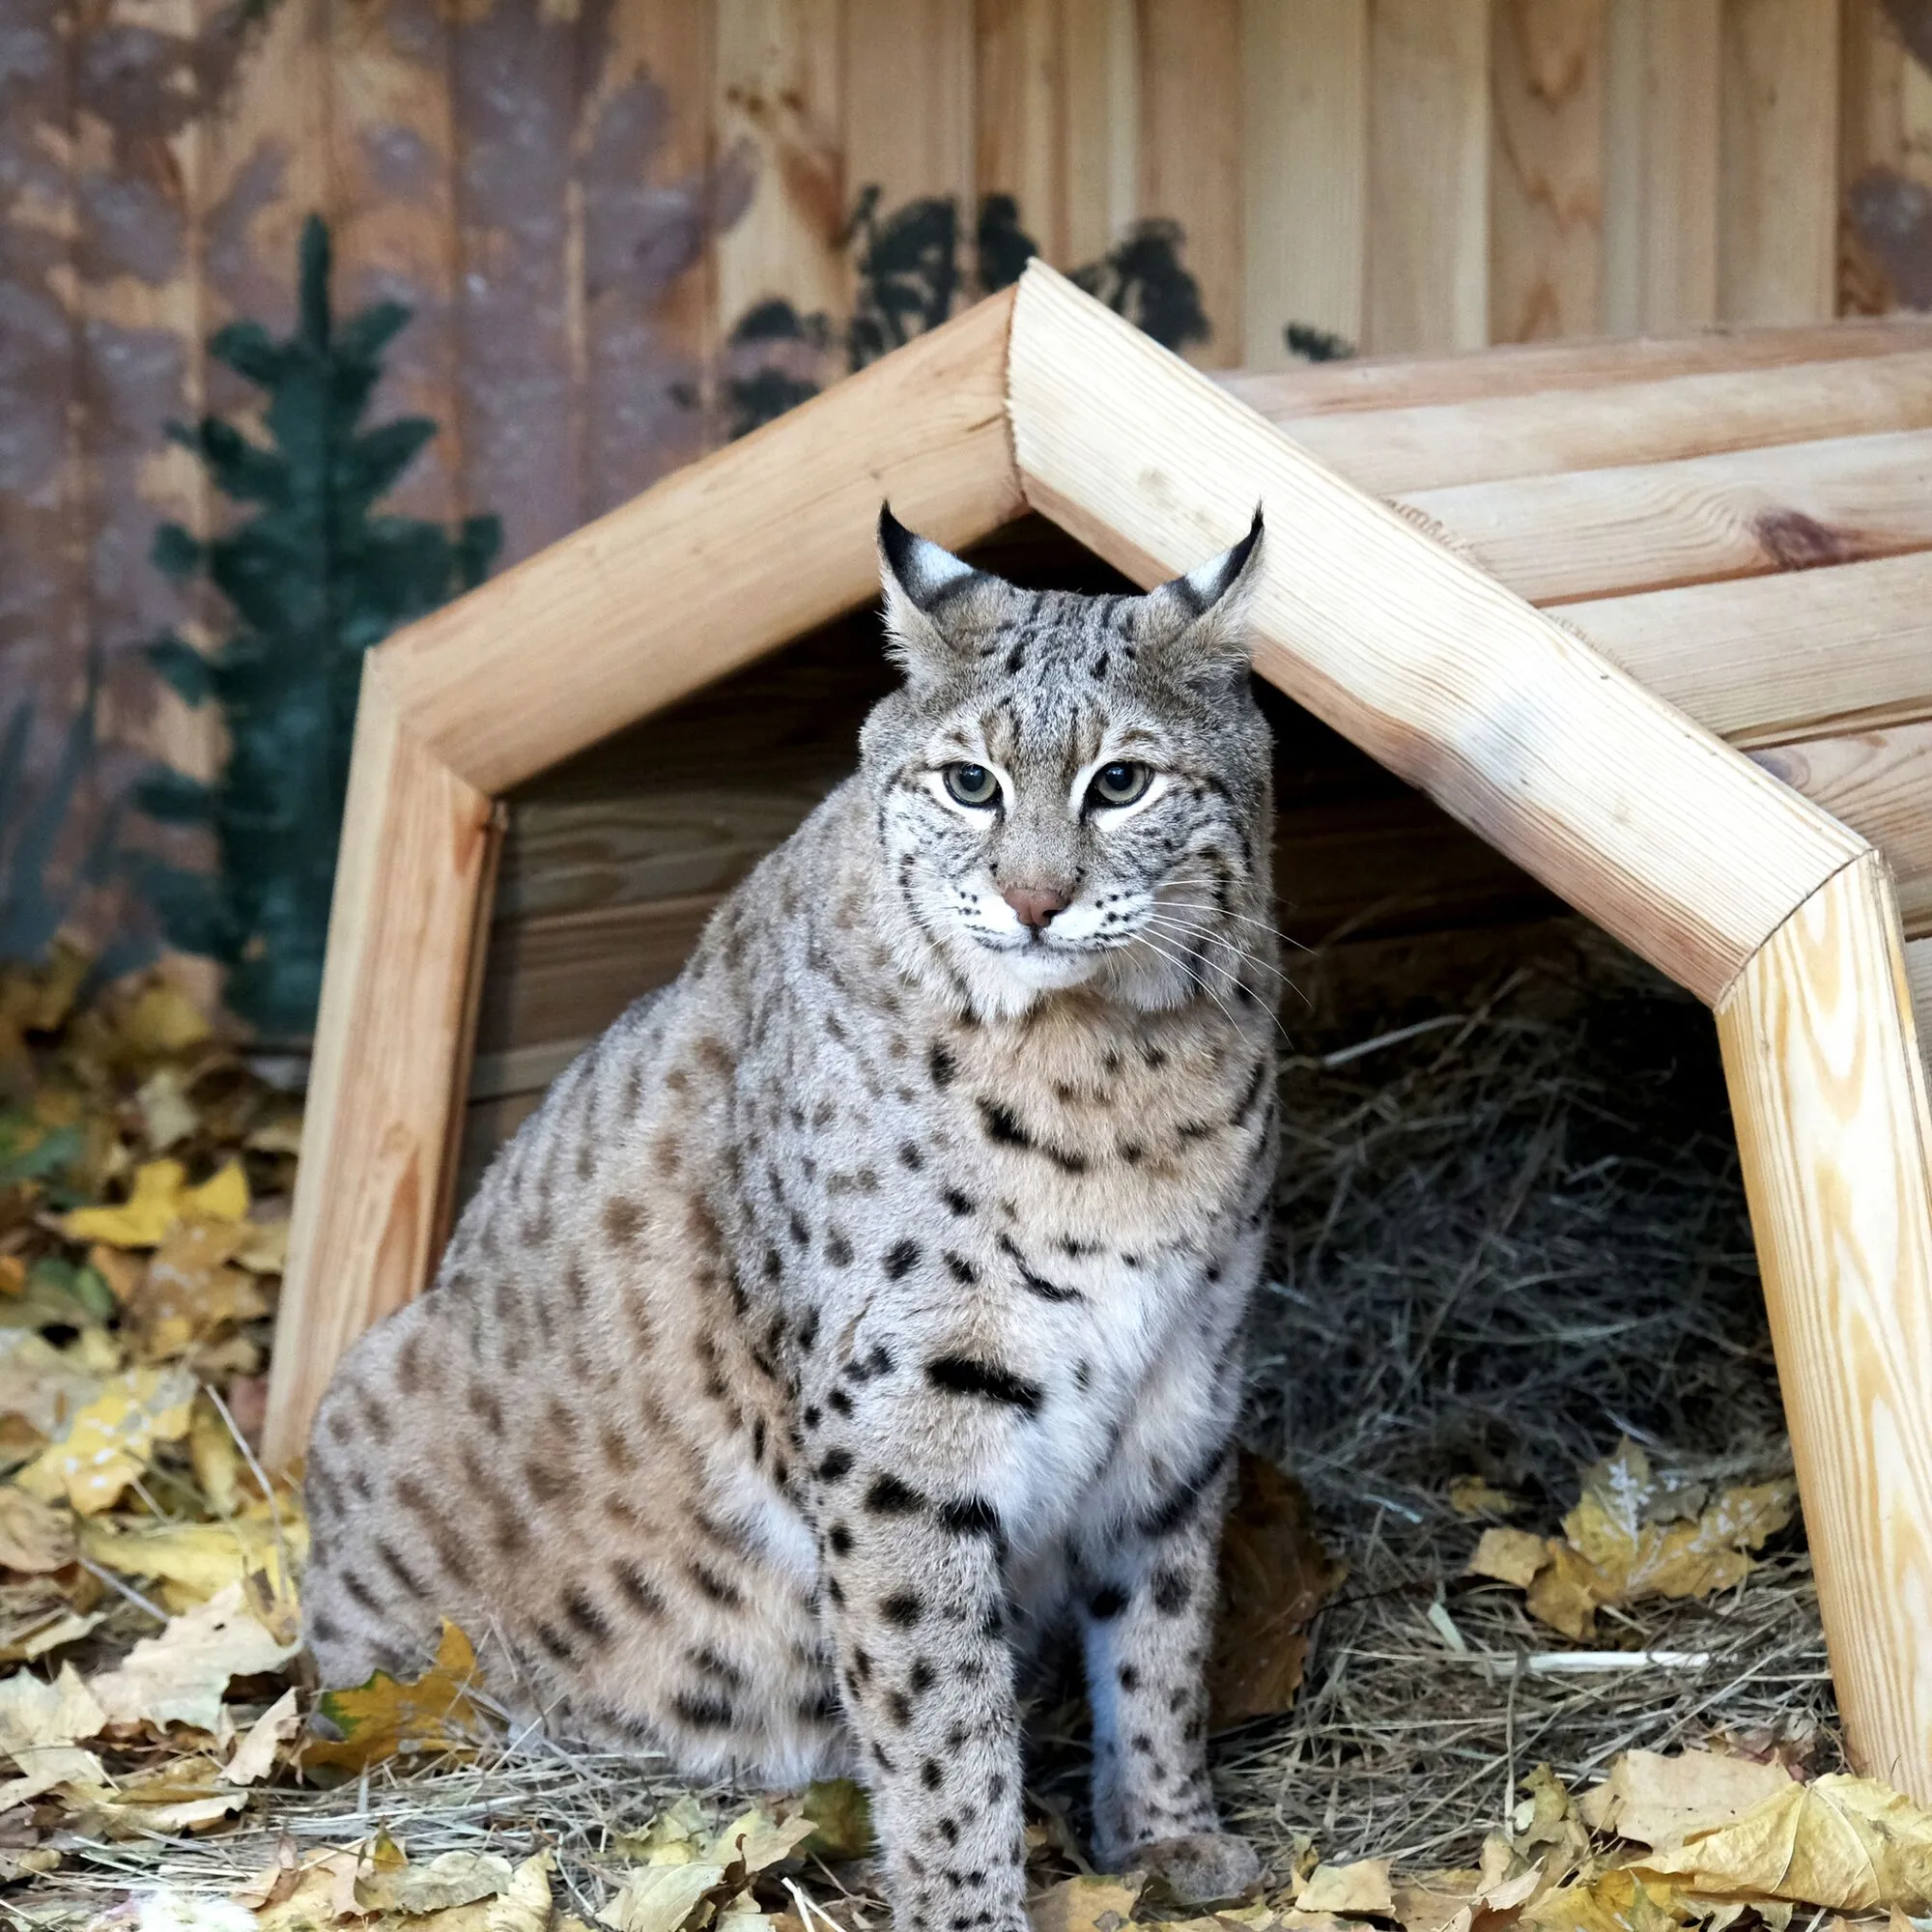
[1135,507,1265,692]
[877,504,988,679]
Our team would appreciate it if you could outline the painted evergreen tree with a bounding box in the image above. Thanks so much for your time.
[134,215,500,1038]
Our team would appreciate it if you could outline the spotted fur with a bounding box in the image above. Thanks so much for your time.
[304,508,1280,1922]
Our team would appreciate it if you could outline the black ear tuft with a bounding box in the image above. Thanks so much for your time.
[1136,506,1266,690]
[877,501,979,615]
[1173,504,1264,614]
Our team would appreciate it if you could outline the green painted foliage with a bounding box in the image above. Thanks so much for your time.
[134,214,499,1038]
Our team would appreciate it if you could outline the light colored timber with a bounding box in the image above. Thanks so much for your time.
[1910,939,1932,1084]
[1751,724,1932,938]
[1403,427,1932,606]
[1562,552,1932,748]
[264,665,498,1468]
[1716,851,1932,1802]
[1007,263,1865,1004]
[1276,351,1932,496]
[1215,315,1932,421]
[374,289,1022,793]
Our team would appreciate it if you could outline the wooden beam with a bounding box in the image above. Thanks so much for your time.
[1276,351,1932,496]
[1752,724,1932,937]
[1007,263,1864,1004]
[264,665,498,1468]
[1217,315,1932,420]
[1403,427,1932,605]
[1716,851,1932,1802]
[376,288,1023,793]
[1910,937,1932,1083]
[1564,552,1932,747]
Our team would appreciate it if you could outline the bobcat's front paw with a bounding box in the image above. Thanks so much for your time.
[1128,1831,1262,1905]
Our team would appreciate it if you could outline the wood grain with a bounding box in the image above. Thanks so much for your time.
[1137,0,1244,365]
[377,287,1022,792]
[1719,0,1841,324]
[1241,0,1369,366]
[1716,851,1932,1801]
[1008,262,1865,1004]
[1219,316,1932,421]
[1909,936,1932,1082]
[265,663,498,1468]
[1365,0,1491,353]
[1489,0,1605,343]
[1061,0,1139,264]
[976,0,1068,259]
[844,0,975,216]
[1564,552,1932,746]
[1752,724,1932,935]
[715,0,846,327]
[1602,0,1720,332]
[1401,427,1932,605]
[1279,351,1932,495]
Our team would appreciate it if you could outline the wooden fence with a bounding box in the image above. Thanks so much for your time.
[4,0,1932,895]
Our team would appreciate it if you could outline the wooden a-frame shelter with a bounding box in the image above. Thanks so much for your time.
[264,264,1932,1803]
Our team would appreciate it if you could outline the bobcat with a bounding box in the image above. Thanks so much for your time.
[303,508,1281,1925]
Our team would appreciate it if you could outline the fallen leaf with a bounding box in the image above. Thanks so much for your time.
[61,1157,249,1250]
[128,1889,260,1932]
[359,1849,516,1914]
[305,1620,492,1773]
[64,1781,247,1836]
[233,1834,303,1911]
[81,1505,304,1605]
[5,1607,106,1662]
[244,1113,304,1157]
[233,1216,291,1274]
[484,1853,554,1932]
[1296,1861,1395,1917]
[709,1806,817,1873]
[1524,1868,1696,1932]
[128,1217,268,1360]
[1210,1450,1346,1725]
[1392,1869,1483,1932]
[135,1067,201,1152]
[91,1580,300,1731]
[0,1328,110,1440]
[117,984,214,1059]
[15,1361,196,1513]
[224,1688,299,1785]
[0,1662,107,1804]
[1467,1526,1549,1591]
[1579,1750,1797,1847]
[0,1486,73,1573]
[1634,1775,1932,1914]
[798,1776,873,1861]
[1450,1477,1518,1518]
[596,1863,731,1932]
[1029,1873,1145,1931]
[188,1397,245,1515]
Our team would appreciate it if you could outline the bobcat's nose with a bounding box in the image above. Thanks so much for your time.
[1002,884,1069,932]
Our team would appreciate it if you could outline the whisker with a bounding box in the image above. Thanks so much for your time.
[1156,897,1317,956]
[1141,914,1310,1032]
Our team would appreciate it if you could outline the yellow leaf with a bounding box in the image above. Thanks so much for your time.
[128,1217,267,1360]
[81,1511,306,1604]
[62,1158,191,1247]
[708,1806,817,1874]
[89,1579,300,1731]
[1297,1861,1396,1917]
[1451,1477,1518,1518]
[0,1330,106,1439]
[797,1777,873,1861]
[136,1066,201,1152]
[1391,1870,1483,1932]
[14,1361,196,1514]
[189,1395,245,1515]
[120,983,213,1058]
[597,1863,731,1932]
[183,1157,249,1222]
[0,1485,74,1573]
[1635,1776,1932,1915]
[0,1662,108,1807]
[234,1215,291,1274]
[1524,1869,1696,1932]
[1028,1874,1145,1932]
[1525,1544,1610,1642]
[1468,1526,1550,1590]
[361,1849,515,1914]
[306,1620,492,1773]
[1579,1750,1797,1848]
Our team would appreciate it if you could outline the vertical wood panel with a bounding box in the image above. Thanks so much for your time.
[1603,0,1721,331]
[844,0,975,215]
[715,0,846,328]
[1719,0,1842,324]
[1490,0,1605,342]
[1061,0,1138,264]
[1840,0,1932,314]
[977,0,1069,259]
[327,0,462,525]
[1138,0,1243,365]
[1367,0,1492,353]
[452,0,584,565]
[1242,0,1369,366]
[581,1,724,514]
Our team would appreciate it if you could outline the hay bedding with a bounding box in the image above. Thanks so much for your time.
[0,923,1844,1926]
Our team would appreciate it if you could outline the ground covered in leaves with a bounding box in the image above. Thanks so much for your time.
[0,923,1906,1932]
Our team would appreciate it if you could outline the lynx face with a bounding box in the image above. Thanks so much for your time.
[861,508,1273,1020]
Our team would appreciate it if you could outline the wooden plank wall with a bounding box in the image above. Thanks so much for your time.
[6,0,1932,942]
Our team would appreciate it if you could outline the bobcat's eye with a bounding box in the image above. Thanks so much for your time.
[943,763,1001,808]
[1087,761,1152,810]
